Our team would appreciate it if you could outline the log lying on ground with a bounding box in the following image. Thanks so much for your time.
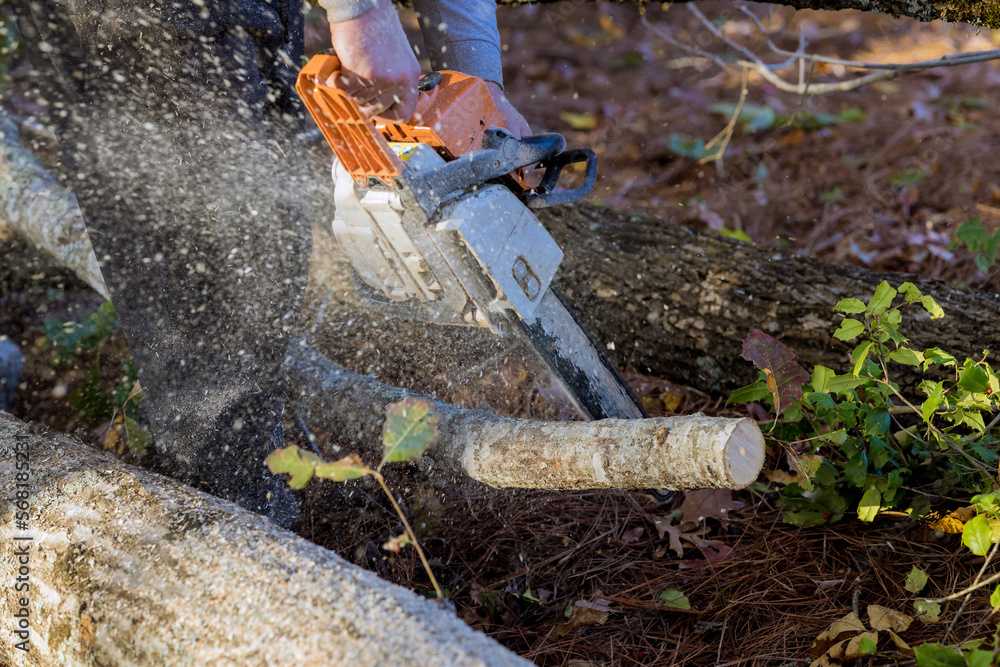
[289,340,765,489]
[0,413,530,666]
[539,205,1000,394]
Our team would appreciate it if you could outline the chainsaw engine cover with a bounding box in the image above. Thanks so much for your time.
[429,185,562,321]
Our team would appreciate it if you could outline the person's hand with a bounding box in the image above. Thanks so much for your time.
[485,81,531,140]
[327,0,420,122]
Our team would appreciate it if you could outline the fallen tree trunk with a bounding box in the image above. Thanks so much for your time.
[289,341,764,489]
[0,413,530,666]
[1,112,764,491]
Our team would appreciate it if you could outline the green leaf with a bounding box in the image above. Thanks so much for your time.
[314,453,371,481]
[959,366,990,394]
[905,566,929,594]
[381,397,441,466]
[659,589,692,610]
[923,348,957,370]
[888,348,923,366]
[726,379,772,405]
[857,634,878,656]
[920,295,945,319]
[559,111,598,130]
[266,445,316,490]
[834,298,867,314]
[921,382,945,422]
[66,361,114,424]
[719,227,753,243]
[853,341,876,377]
[898,282,921,302]
[990,585,1000,609]
[843,451,868,487]
[962,514,993,556]
[913,643,968,667]
[811,365,835,393]
[834,318,865,341]
[827,374,865,394]
[913,600,941,624]
[968,649,996,667]
[868,281,898,317]
[858,486,882,523]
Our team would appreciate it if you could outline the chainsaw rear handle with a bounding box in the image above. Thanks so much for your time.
[523,148,598,210]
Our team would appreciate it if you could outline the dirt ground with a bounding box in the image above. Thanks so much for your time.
[5,2,1000,664]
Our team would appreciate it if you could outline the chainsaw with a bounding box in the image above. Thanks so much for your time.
[296,54,644,420]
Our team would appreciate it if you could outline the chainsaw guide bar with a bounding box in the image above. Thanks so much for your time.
[297,54,644,421]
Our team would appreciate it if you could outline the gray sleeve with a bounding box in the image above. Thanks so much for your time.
[317,0,379,24]
[411,0,504,88]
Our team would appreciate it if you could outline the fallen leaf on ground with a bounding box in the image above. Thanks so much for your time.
[868,605,912,632]
[929,506,976,533]
[846,631,879,658]
[810,612,866,657]
[680,489,740,527]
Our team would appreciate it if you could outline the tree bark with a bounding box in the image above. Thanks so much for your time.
[0,413,531,666]
[489,0,1000,30]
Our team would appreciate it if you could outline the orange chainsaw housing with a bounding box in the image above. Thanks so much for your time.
[296,54,522,189]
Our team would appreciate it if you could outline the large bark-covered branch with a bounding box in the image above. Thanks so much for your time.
[538,205,1000,394]
[0,114,108,299]
[489,0,1000,30]
[0,413,529,666]
[289,341,764,489]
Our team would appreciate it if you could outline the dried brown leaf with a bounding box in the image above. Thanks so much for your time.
[867,605,912,633]
[557,603,610,636]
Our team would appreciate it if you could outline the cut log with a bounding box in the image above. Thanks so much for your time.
[289,341,765,490]
[0,412,531,666]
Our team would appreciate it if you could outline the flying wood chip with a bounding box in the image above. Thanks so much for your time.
[741,330,810,414]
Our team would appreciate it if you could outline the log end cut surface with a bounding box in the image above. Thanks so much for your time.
[725,418,767,488]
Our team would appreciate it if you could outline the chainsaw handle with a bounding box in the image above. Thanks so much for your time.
[522,148,598,210]
[407,129,569,209]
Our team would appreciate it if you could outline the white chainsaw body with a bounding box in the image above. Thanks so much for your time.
[330,145,563,335]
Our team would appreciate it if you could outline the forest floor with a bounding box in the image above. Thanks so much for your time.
[4,2,1000,665]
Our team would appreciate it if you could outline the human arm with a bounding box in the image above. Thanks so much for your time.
[317,0,529,136]
[411,0,530,138]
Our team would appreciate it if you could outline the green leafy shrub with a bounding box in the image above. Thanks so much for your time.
[730,281,999,528]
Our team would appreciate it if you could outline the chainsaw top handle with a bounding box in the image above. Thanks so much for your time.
[295,53,596,206]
